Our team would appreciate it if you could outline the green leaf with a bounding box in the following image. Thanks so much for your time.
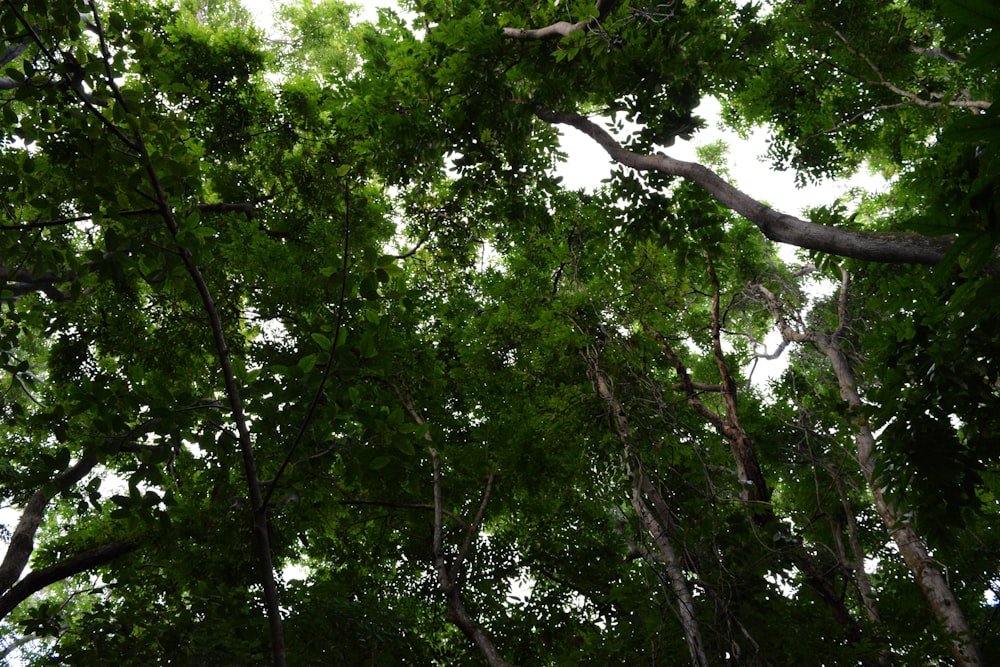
[369,455,393,470]
[298,353,318,373]
[311,332,333,349]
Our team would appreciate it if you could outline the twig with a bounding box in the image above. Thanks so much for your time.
[263,177,351,508]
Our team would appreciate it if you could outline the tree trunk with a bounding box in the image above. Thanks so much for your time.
[822,342,983,667]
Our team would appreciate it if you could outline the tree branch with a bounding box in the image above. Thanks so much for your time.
[828,25,989,111]
[752,269,983,666]
[581,341,708,666]
[0,541,137,621]
[84,2,286,660]
[0,455,99,596]
[502,0,618,40]
[909,43,965,62]
[430,449,516,667]
[533,107,957,264]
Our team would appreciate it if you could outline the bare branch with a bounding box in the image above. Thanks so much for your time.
[451,471,496,580]
[430,449,517,667]
[829,25,989,111]
[503,0,618,40]
[0,541,137,621]
[534,107,956,264]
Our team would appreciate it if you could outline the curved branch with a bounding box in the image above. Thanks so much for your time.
[0,455,99,595]
[534,108,956,264]
[0,541,137,621]
[502,0,618,40]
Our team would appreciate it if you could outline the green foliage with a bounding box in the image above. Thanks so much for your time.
[0,0,997,665]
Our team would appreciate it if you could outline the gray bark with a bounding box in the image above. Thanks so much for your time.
[535,108,956,265]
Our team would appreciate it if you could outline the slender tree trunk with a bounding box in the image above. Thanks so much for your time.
[823,342,983,667]
[585,345,709,667]
[630,466,709,667]
[753,270,983,666]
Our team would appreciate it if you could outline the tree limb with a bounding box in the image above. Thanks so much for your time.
[83,2,286,660]
[751,269,983,666]
[502,0,618,40]
[430,448,517,667]
[0,541,137,621]
[533,107,956,264]
[909,43,964,62]
[0,454,100,596]
[826,25,989,111]
[582,343,708,667]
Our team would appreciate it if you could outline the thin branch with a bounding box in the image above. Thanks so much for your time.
[262,177,351,508]
[5,2,137,153]
[85,2,285,660]
[829,25,989,111]
[0,198,274,232]
[641,324,727,432]
[337,498,471,532]
[391,233,430,260]
[451,471,497,580]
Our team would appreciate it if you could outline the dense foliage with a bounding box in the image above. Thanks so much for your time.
[0,0,997,665]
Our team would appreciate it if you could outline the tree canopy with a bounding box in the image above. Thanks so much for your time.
[0,0,998,665]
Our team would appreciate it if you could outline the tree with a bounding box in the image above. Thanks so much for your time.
[0,0,997,665]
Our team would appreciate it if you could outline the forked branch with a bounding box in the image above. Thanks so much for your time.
[430,449,516,667]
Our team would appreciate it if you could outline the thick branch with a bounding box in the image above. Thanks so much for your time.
[0,541,137,621]
[0,455,99,595]
[502,0,617,40]
[534,108,955,264]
